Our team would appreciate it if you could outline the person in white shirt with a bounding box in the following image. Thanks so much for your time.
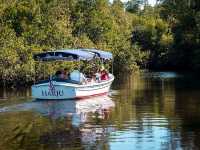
[95,70,101,82]
[70,67,86,83]
[90,74,97,83]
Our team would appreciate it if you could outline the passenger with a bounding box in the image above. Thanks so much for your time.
[95,69,101,82]
[63,68,69,79]
[55,70,62,79]
[90,74,96,83]
[101,69,109,81]
[70,67,86,84]
[60,69,65,79]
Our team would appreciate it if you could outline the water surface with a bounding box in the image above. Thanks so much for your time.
[0,71,200,150]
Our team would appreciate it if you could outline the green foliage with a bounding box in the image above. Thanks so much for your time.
[130,10,173,68]
[159,0,200,70]
[2,0,189,85]
[0,0,138,86]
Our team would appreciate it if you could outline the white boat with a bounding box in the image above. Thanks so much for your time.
[31,49,114,100]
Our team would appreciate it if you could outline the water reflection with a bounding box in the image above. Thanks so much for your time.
[108,71,200,150]
[144,71,180,79]
[0,95,115,150]
[0,87,31,100]
[1,71,200,149]
[0,95,114,125]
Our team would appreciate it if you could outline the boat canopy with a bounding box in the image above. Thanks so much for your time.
[33,49,113,61]
[83,49,113,60]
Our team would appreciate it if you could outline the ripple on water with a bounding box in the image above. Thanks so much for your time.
[0,71,200,150]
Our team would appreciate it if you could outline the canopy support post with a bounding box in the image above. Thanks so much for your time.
[112,58,114,74]
[34,62,36,85]
[43,62,45,80]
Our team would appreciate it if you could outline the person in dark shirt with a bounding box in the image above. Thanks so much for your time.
[55,70,62,79]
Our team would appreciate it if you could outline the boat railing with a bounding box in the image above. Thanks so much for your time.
[36,79,81,85]
[35,74,113,85]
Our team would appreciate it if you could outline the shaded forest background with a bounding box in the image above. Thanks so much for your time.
[0,0,199,85]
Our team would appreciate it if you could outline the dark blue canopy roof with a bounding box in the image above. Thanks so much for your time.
[33,49,113,61]
[82,49,113,60]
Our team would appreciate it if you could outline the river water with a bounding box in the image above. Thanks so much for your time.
[0,71,200,150]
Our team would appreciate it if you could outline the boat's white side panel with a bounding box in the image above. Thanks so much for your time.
[32,83,76,99]
[32,75,114,100]
[75,81,112,98]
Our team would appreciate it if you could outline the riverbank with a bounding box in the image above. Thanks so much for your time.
[1,68,199,88]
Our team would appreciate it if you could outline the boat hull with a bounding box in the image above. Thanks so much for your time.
[32,76,114,100]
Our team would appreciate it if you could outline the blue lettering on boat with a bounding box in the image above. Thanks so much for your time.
[42,90,64,97]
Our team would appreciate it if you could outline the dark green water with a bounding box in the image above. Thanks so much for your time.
[1,71,200,150]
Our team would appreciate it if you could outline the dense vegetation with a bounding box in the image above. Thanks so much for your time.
[0,0,199,86]
[159,0,200,70]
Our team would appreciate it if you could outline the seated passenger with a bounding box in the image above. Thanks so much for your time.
[101,69,109,81]
[95,70,101,82]
[70,67,86,83]
[62,68,69,79]
[90,74,97,83]
[55,70,62,79]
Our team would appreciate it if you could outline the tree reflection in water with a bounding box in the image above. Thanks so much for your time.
[0,95,115,150]
[1,72,200,149]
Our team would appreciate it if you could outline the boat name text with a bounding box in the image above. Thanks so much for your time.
[42,90,64,97]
